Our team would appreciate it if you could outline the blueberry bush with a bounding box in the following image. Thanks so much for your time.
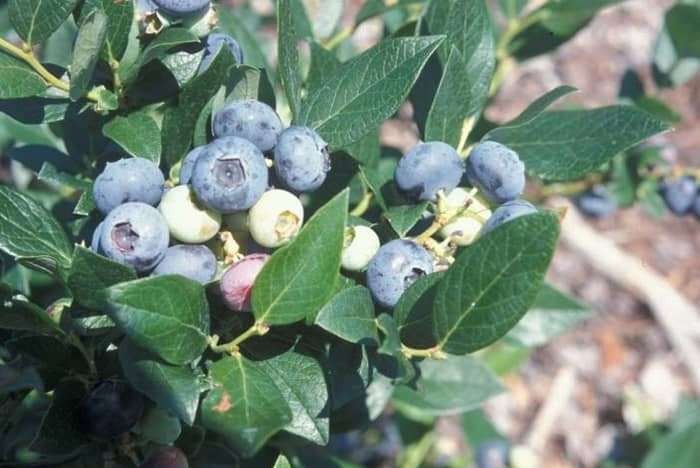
[0,0,690,466]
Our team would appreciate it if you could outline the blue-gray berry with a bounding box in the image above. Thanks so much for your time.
[179,146,206,185]
[274,126,330,193]
[152,0,210,17]
[93,158,165,215]
[153,245,217,284]
[475,440,510,468]
[394,142,464,202]
[367,240,434,308]
[660,176,697,215]
[212,100,282,153]
[482,199,537,234]
[191,137,268,213]
[100,202,170,273]
[199,33,243,72]
[575,186,617,218]
[467,141,526,204]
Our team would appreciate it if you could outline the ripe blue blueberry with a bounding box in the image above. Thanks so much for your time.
[274,126,330,193]
[466,141,526,204]
[367,240,434,308]
[153,245,217,284]
[482,199,537,234]
[100,202,170,273]
[191,137,269,213]
[575,186,617,218]
[93,158,165,215]
[394,142,464,201]
[152,0,210,17]
[76,381,144,440]
[179,146,206,185]
[200,32,244,72]
[660,176,697,215]
[474,440,510,468]
[213,100,282,153]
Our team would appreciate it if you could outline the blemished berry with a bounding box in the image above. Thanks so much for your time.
[140,447,189,468]
[152,0,210,17]
[466,141,526,204]
[100,202,170,273]
[274,126,330,193]
[220,254,270,311]
[200,33,244,73]
[482,199,537,234]
[367,240,434,308]
[475,440,510,468]
[248,189,304,248]
[93,158,165,215]
[440,197,492,246]
[179,146,206,185]
[394,142,465,202]
[191,137,269,213]
[341,225,380,272]
[91,222,104,253]
[575,186,617,218]
[660,176,697,215]
[153,245,217,284]
[159,185,221,243]
[76,381,144,440]
[213,100,282,153]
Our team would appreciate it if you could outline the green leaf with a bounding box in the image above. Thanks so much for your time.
[257,350,330,445]
[273,455,292,468]
[487,105,670,182]
[0,284,63,336]
[69,8,108,101]
[30,379,88,456]
[642,422,700,468]
[357,0,425,23]
[506,284,592,347]
[103,112,162,164]
[306,42,340,93]
[654,4,700,88]
[314,286,379,344]
[119,340,202,426]
[138,406,182,444]
[0,52,47,98]
[9,0,80,46]
[424,47,470,147]
[278,0,303,119]
[218,9,270,72]
[392,355,503,416]
[104,275,210,365]
[252,190,348,325]
[299,36,444,148]
[38,162,90,191]
[384,202,428,237]
[0,186,73,273]
[67,246,136,310]
[0,364,43,395]
[161,47,237,166]
[80,0,133,62]
[499,0,528,19]
[201,355,292,457]
[434,213,560,354]
[395,272,445,349]
[499,85,578,127]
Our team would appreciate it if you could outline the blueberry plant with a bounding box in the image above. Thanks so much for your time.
[0,0,679,467]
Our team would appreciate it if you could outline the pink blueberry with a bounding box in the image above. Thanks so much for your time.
[220,254,270,311]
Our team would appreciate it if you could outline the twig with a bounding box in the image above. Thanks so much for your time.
[525,366,577,452]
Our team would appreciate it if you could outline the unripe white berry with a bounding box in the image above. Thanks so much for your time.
[443,187,473,211]
[159,185,221,243]
[341,225,380,271]
[249,189,304,248]
[440,197,492,246]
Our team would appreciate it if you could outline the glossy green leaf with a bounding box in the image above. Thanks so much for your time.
[0,284,63,336]
[392,355,503,416]
[273,455,293,468]
[103,112,162,163]
[499,85,578,127]
[384,202,428,237]
[357,0,425,23]
[123,27,200,85]
[119,340,202,426]
[487,105,670,182]
[306,42,340,93]
[0,186,73,272]
[104,275,210,365]
[642,422,700,468]
[201,355,292,457]
[278,0,302,119]
[252,190,348,325]
[30,379,88,456]
[653,4,700,88]
[67,246,136,310]
[395,272,445,349]
[434,213,560,354]
[506,283,592,347]
[218,8,270,72]
[314,286,379,344]
[9,0,80,46]
[299,36,443,148]
[257,350,330,445]
[69,9,108,101]
[80,0,133,62]
[0,52,47,99]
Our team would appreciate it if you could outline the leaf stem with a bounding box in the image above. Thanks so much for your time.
[350,191,373,217]
[322,25,354,50]
[401,344,446,360]
[208,321,270,356]
[415,189,478,245]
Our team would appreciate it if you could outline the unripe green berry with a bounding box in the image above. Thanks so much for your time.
[159,185,221,244]
[341,225,380,271]
[248,189,304,248]
[440,197,491,246]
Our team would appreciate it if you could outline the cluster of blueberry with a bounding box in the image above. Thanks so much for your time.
[659,175,700,218]
[367,140,534,308]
